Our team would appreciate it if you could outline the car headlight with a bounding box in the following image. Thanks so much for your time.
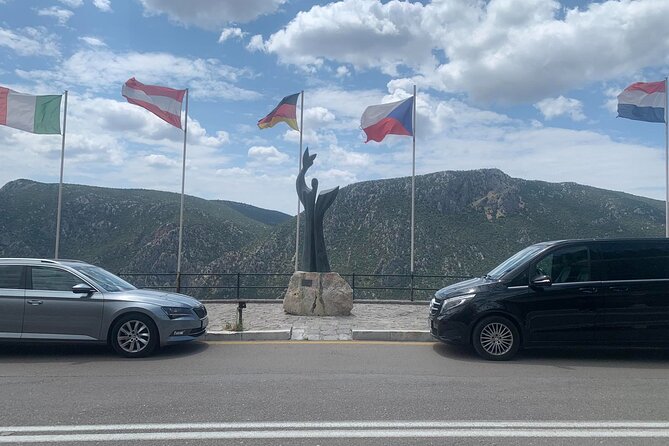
[162,306,193,319]
[440,294,475,314]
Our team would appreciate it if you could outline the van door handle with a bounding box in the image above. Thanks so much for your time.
[609,286,630,292]
[27,300,43,305]
[578,287,598,294]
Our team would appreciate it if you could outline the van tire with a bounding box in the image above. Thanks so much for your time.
[472,316,519,361]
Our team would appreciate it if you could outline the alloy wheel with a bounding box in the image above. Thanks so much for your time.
[117,320,151,354]
[479,322,514,356]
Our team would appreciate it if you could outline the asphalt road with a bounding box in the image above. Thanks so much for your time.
[1,340,668,445]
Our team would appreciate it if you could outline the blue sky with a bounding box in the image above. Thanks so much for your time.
[1,0,668,214]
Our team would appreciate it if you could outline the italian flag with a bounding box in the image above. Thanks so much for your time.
[0,87,62,134]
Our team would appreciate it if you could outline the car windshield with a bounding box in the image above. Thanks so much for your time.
[68,264,137,293]
[486,244,547,280]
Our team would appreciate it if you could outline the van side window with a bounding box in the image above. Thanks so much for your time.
[507,268,529,287]
[595,242,669,281]
[534,246,591,283]
[0,266,23,289]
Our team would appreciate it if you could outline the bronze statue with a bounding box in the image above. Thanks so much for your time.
[296,148,339,272]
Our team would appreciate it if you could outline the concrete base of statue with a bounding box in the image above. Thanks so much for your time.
[283,271,353,316]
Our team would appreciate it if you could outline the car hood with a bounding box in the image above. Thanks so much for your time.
[106,289,202,307]
[434,277,496,300]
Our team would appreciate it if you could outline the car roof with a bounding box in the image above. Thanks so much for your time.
[0,258,90,267]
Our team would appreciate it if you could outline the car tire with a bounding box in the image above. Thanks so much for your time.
[472,316,520,361]
[110,313,158,358]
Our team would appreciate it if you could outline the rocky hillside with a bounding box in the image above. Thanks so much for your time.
[0,170,665,299]
[0,179,289,274]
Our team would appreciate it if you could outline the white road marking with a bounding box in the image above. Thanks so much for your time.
[2,421,669,433]
[1,421,669,442]
[2,428,669,443]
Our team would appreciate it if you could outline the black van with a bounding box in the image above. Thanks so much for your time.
[429,238,669,360]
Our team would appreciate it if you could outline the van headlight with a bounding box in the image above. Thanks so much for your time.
[440,294,475,314]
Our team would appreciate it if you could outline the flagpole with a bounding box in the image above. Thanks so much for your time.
[410,85,416,274]
[176,89,188,292]
[294,90,304,271]
[54,90,68,259]
[665,77,668,237]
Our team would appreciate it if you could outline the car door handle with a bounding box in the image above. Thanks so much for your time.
[27,300,43,305]
[578,287,598,294]
[609,286,630,292]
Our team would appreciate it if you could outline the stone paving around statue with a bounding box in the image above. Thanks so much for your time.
[205,302,430,341]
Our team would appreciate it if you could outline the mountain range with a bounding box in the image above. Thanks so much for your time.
[1,170,664,299]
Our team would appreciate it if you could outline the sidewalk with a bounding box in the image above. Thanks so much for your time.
[204,301,433,342]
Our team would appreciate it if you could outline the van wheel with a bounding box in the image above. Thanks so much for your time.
[472,316,519,361]
[111,314,158,358]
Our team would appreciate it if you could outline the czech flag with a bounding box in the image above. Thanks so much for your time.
[361,96,414,143]
[258,92,300,131]
[617,81,666,123]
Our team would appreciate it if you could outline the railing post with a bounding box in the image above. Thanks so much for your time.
[352,273,356,300]
[236,273,240,300]
[410,273,415,301]
[175,272,181,294]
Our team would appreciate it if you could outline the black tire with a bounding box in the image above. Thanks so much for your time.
[110,313,158,358]
[472,316,520,361]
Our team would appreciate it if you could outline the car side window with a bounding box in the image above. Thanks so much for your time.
[0,265,23,289]
[31,267,81,292]
[534,246,591,283]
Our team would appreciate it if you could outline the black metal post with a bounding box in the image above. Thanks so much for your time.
[352,273,355,300]
[410,273,415,301]
[236,273,240,299]
[175,272,181,294]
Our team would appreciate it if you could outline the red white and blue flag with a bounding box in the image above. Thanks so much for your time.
[617,81,666,123]
[361,96,414,143]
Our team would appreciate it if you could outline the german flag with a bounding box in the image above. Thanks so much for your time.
[257,92,300,131]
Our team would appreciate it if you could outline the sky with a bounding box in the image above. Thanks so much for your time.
[1,0,668,214]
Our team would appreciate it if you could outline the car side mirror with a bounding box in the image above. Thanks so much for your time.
[530,275,552,288]
[72,283,96,295]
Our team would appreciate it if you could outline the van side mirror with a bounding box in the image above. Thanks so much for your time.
[530,275,552,288]
[72,283,96,295]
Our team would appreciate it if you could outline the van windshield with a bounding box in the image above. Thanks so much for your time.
[486,244,547,280]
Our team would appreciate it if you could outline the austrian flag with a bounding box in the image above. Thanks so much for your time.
[122,78,186,129]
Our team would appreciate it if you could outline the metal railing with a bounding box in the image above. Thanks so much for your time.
[118,272,473,302]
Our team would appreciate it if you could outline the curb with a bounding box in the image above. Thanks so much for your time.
[204,329,292,341]
[351,330,433,342]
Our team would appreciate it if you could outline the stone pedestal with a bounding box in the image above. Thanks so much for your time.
[283,271,353,316]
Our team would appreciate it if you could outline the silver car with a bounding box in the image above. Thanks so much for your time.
[0,258,208,357]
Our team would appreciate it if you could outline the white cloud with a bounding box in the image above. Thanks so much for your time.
[37,6,75,25]
[534,96,586,121]
[58,0,83,7]
[265,0,669,103]
[0,26,60,57]
[336,66,350,78]
[144,154,179,168]
[246,34,265,53]
[265,0,431,75]
[218,27,245,43]
[79,36,106,47]
[16,49,260,101]
[138,0,286,29]
[248,145,290,165]
[92,0,112,12]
